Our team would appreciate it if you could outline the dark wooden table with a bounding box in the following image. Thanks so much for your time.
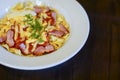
[0,0,120,80]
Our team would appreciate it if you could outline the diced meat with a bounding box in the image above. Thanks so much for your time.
[45,32,50,42]
[49,30,64,37]
[34,46,45,55]
[59,24,69,34]
[15,37,26,49]
[6,30,15,47]
[34,6,43,14]
[28,43,33,52]
[43,11,56,25]
[51,12,56,25]
[15,41,21,49]
[46,10,52,16]
[19,43,29,55]
[49,18,54,25]
[23,26,28,31]
[33,43,55,55]
[19,43,26,52]
[11,21,16,30]
[43,18,54,26]
[11,25,14,29]
[0,35,6,44]
[45,7,50,12]
[0,37,5,43]
[45,44,55,53]
[38,41,48,47]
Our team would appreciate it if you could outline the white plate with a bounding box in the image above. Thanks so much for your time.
[0,0,90,70]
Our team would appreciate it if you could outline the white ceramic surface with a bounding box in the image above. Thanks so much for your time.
[0,0,90,70]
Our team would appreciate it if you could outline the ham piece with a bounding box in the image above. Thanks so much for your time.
[19,43,26,54]
[34,43,55,55]
[59,24,69,34]
[45,44,54,53]
[6,30,15,47]
[49,30,64,37]
[0,35,6,44]
[51,12,56,25]
[34,6,43,14]
[34,46,45,55]
[19,43,30,55]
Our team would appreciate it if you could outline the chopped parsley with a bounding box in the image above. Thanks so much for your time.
[25,14,44,42]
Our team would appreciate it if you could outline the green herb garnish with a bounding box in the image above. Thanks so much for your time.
[25,14,44,42]
[39,37,44,43]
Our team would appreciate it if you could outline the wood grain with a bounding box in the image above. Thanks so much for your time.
[109,25,120,80]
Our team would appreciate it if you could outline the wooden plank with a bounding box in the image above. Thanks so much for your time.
[109,25,120,80]
[0,65,8,80]
[54,61,73,80]
[5,68,56,80]
[77,0,97,13]
[95,0,112,14]
[75,0,112,80]
[89,15,111,80]
[72,1,95,80]
[109,0,120,79]
[72,41,92,80]
[24,69,56,80]
[113,0,120,17]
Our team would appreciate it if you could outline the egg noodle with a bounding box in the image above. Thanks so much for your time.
[0,1,70,56]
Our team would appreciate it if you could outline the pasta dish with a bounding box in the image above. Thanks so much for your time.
[0,1,70,56]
